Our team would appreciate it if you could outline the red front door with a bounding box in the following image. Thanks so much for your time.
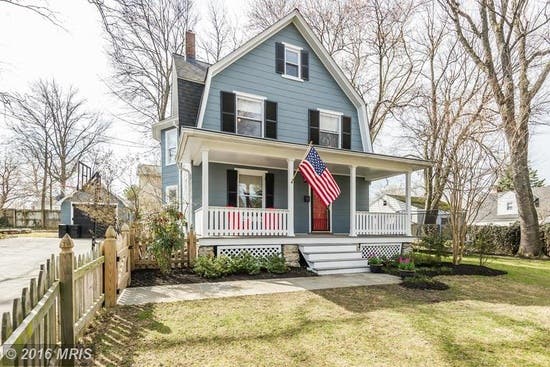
[311,190,330,232]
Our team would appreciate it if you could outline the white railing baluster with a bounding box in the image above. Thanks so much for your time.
[354,212,408,236]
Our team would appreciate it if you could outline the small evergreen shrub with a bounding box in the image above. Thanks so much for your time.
[193,256,230,278]
[262,254,288,274]
[229,252,261,275]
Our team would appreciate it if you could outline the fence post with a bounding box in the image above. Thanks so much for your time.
[103,226,118,308]
[128,225,136,271]
[121,223,131,284]
[59,234,75,349]
[187,230,197,267]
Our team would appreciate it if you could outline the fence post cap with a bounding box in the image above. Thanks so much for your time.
[59,234,74,252]
[105,226,117,239]
[121,223,130,232]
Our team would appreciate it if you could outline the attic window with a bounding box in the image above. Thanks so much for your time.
[383,200,388,206]
[506,202,513,211]
[284,45,301,78]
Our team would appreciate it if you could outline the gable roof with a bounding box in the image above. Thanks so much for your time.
[195,9,372,152]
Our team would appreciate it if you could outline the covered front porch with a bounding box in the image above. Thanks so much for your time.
[178,128,431,239]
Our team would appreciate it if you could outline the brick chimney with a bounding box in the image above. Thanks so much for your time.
[185,30,195,61]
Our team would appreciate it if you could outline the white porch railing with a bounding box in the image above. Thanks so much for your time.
[355,212,408,235]
[194,206,289,237]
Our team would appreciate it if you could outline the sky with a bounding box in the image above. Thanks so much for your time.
[0,0,549,196]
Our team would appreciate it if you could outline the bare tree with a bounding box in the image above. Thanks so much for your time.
[445,136,500,264]
[443,0,550,256]
[0,0,60,26]
[248,0,420,141]
[89,0,197,130]
[406,5,496,225]
[199,0,242,63]
[8,80,109,197]
[0,150,22,210]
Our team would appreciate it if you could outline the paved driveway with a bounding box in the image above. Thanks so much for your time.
[0,237,92,315]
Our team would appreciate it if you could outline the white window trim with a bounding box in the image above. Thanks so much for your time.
[165,185,178,204]
[165,128,177,166]
[283,43,302,80]
[235,168,266,208]
[318,109,342,148]
[234,92,265,138]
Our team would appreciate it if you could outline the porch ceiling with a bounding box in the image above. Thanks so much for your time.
[178,128,431,181]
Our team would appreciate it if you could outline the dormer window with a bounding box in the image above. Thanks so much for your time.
[506,202,513,211]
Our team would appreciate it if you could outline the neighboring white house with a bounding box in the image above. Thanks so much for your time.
[473,187,550,226]
[370,194,450,226]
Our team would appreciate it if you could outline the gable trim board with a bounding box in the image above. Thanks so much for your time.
[195,10,372,153]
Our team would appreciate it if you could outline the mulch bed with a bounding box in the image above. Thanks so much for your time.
[414,262,507,277]
[400,277,450,290]
[130,267,316,287]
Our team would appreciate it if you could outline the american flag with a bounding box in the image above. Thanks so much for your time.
[299,146,341,207]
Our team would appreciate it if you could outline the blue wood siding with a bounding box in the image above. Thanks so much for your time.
[60,200,71,224]
[202,24,363,151]
[161,128,179,202]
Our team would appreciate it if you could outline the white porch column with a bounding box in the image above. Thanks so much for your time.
[350,165,357,236]
[201,149,209,237]
[287,158,295,236]
[405,171,412,236]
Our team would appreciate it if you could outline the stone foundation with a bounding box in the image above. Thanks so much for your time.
[401,242,413,255]
[282,244,300,267]
[198,245,215,258]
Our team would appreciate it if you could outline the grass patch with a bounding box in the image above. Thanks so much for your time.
[81,257,550,367]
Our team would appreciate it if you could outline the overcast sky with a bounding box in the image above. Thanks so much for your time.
[0,0,549,192]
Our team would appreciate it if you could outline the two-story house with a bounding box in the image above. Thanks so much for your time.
[152,10,431,274]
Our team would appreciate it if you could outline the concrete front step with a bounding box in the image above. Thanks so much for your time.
[305,252,363,262]
[311,259,370,270]
[314,267,370,275]
[299,244,357,253]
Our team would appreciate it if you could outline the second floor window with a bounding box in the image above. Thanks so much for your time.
[319,111,340,148]
[236,95,263,137]
[165,128,177,166]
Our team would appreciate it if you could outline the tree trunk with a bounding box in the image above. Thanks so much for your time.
[510,146,541,256]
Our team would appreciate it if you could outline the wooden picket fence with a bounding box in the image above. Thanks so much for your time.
[0,224,133,366]
[131,228,198,270]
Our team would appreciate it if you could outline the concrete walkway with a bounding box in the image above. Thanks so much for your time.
[118,273,401,306]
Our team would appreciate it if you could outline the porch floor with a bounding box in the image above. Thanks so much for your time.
[117,273,401,306]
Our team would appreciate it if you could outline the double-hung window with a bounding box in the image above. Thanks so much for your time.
[165,185,178,205]
[284,45,301,78]
[165,129,177,166]
[319,110,341,148]
[238,171,264,208]
[236,95,263,137]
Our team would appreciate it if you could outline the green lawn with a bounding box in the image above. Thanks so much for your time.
[82,257,550,367]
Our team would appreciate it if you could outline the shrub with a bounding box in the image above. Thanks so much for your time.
[367,256,383,265]
[470,229,495,266]
[412,252,441,266]
[147,206,186,274]
[230,252,261,275]
[397,257,415,271]
[193,256,230,279]
[467,224,520,256]
[262,254,288,274]
[418,231,447,259]
[401,276,449,290]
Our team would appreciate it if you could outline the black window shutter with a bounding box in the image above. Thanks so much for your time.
[265,173,274,208]
[227,170,238,206]
[301,50,309,80]
[275,42,285,74]
[265,101,277,139]
[342,116,351,149]
[308,109,319,144]
[220,91,236,133]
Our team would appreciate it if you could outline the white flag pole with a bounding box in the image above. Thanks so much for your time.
[291,141,313,183]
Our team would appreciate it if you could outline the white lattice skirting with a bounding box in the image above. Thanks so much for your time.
[360,244,402,259]
[217,245,282,258]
